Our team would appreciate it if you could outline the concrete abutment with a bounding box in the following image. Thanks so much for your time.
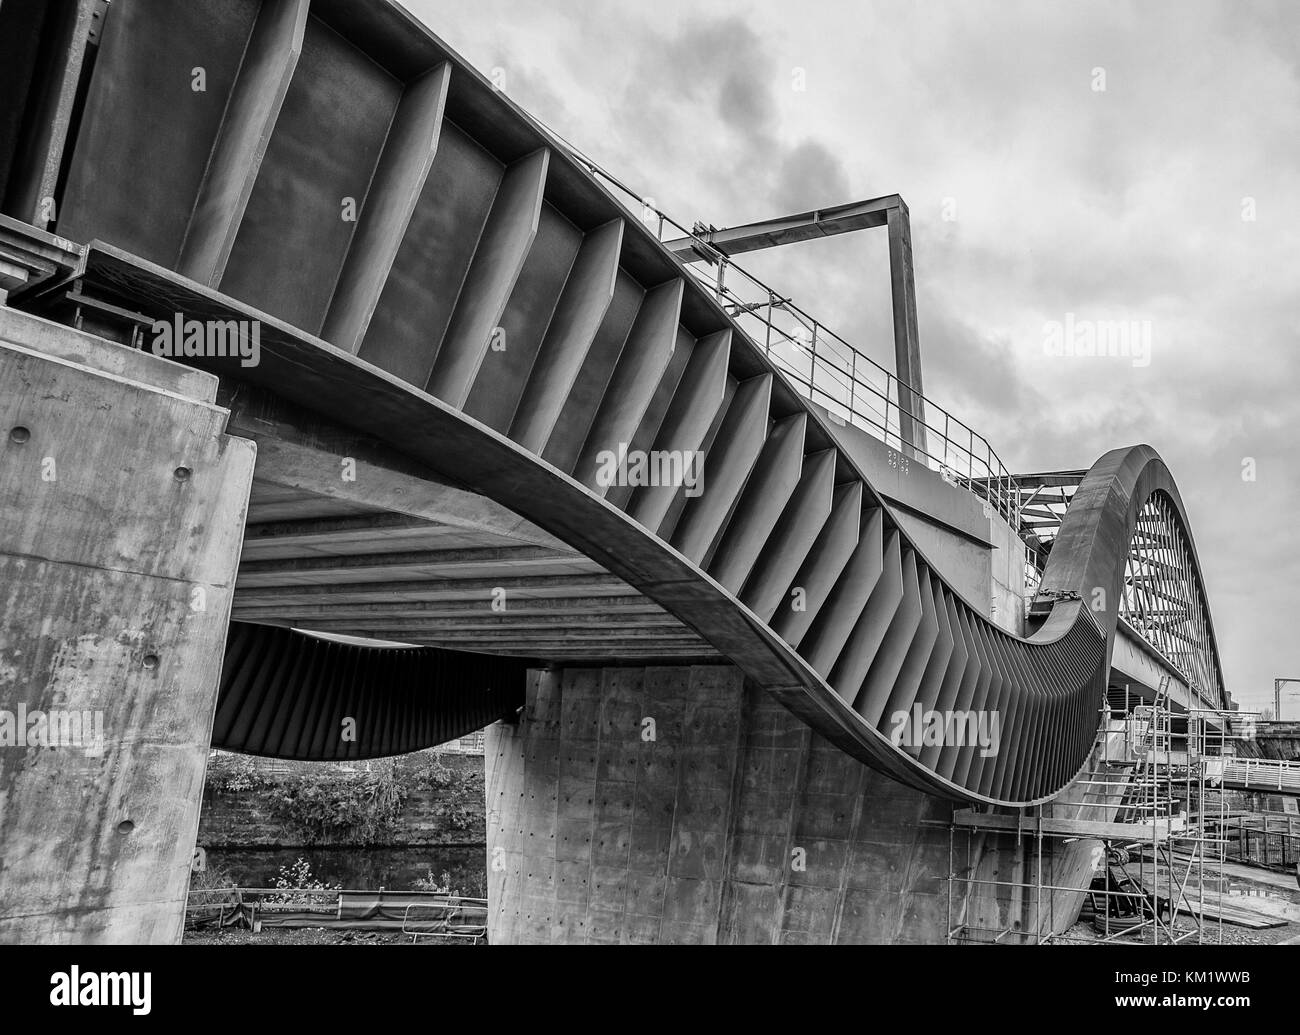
[0,312,255,943]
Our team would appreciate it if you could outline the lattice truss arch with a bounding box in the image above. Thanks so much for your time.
[1119,492,1222,705]
[1016,474,1225,707]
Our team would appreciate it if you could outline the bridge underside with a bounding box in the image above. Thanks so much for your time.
[224,393,719,663]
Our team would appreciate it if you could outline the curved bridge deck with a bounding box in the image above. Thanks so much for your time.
[3,0,1229,809]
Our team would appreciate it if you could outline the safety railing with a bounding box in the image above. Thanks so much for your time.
[184,886,490,940]
[532,121,1020,525]
[1220,757,1300,794]
[678,256,1019,525]
[402,898,489,943]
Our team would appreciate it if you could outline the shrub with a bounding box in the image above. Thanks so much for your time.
[188,862,238,893]
[207,753,264,794]
[262,762,410,846]
[204,752,485,843]
[264,857,341,906]
[413,869,461,896]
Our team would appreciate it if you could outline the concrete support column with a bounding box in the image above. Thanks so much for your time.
[0,313,255,943]
[485,663,978,944]
[486,665,746,944]
[721,688,954,944]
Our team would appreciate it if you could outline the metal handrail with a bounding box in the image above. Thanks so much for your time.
[675,240,1019,525]
[721,293,1016,518]
[401,898,489,943]
[1221,757,1300,792]
[525,118,1020,524]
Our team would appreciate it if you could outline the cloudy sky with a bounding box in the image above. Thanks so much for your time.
[409,0,1299,715]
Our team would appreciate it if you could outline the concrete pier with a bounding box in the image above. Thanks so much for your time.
[485,664,966,944]
[0,312,255,943]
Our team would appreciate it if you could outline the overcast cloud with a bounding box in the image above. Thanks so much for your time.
[409,0,1300,714]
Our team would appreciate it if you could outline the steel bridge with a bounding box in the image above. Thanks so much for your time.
[0,0,1233,944]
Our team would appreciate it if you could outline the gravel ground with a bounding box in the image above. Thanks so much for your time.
[184,921,1296,946]
[1053,918,1298,945]
[183,927,479,945]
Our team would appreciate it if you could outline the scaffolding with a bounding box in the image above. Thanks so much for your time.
[941,678,1243,944]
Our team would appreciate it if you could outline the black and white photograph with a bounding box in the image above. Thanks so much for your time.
[0,0,1295,1013]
